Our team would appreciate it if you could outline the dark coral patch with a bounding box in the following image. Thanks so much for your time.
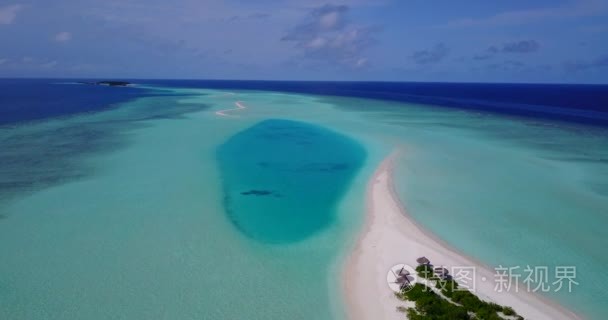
[241,190,275,196]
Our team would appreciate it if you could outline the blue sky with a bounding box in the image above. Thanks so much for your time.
[0,0,607,83]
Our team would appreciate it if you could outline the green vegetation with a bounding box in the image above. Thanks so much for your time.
[396,278,523,320]
[416,265,435,279]
[399,283,469,320]
[502,307,515,316]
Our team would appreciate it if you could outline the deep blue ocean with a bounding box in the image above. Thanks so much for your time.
[1,79,608,126]
[0,79,151,125]
[142,79,608,126]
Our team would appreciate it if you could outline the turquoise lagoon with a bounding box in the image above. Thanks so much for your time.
[0,86,607,319]
[217,119,365,243]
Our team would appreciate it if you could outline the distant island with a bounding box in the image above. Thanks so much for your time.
[78,81,132,87]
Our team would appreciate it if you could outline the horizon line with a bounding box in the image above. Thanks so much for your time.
[1,77,607,86]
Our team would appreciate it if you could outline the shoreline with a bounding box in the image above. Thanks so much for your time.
[215,100,247,117]
[342,151,581,320]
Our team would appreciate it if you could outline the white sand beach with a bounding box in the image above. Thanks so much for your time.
[343,151,581,320]
[215,100,247,117]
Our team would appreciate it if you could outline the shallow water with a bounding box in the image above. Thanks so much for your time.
[322,95,608,318]
[0,85,606,319]
[0,88,372,320]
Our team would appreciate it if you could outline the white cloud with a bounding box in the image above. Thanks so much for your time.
[307,37,327,49]
[54,31,72,42]
[319,11,340,30]
[355,57,368,68]
[18,56,56,67]
[443,0,607,28]
[410,43,450,65]
[41,60,58,68]
[282,4,377,68]
[0,4,23,25]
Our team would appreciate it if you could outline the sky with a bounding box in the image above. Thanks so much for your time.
[0,0,607,83]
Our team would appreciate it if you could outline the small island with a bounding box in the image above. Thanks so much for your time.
[395,258,523,320]
[78,81,132,87]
